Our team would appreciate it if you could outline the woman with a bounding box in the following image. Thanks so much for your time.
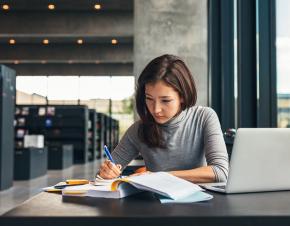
[98,54,229,183]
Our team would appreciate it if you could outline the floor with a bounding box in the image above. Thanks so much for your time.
[0,160,101,215]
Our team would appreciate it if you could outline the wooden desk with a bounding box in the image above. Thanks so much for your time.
[1,191,290,226]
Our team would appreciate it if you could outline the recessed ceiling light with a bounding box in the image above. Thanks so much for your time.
[2,4,9,10]
[48,4,55,10]
[43,39,49,45]
[111,39,118,45]
[9,39,16,45]
[77,39,83,44]
[94,4,101,10]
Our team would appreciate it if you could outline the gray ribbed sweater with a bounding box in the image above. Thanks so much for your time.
[112,106,229,182]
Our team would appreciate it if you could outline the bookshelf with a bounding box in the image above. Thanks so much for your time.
[88,109,97,161]
[15,105,88,166]
[96,112,105,159]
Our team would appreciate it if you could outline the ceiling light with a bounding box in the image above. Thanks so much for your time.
[111,39,118,45]
[94,4,101,10]
[14,60,19,64]
[2,4,9,10]
[48,4,55,10]
[77,39,83,44]
[9,39,16,45]
[43,39,49,45]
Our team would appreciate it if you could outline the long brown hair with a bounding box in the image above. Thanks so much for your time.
[136,54,197,148]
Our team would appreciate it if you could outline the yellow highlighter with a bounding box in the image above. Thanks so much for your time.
[65,179,89,185]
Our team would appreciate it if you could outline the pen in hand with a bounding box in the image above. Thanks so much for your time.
[100,145,122,179]
[104,145,115,164]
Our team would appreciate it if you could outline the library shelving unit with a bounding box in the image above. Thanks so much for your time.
[14,147,48,180]
[14,106,48,179]
[102,114,120,154]
[93,112,120,158]
[89,111,121,161]
[15,105,89,168]
[111,118,119,150]
[88,109,97,161]
[96,112,105,159]
[0,65,16,189]
[88,110,117,161]
[104,114,112,151]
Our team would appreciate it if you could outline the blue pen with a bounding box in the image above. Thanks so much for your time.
[104,145,115,164]
[104,145,122,178]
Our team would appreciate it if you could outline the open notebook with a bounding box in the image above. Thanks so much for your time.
[62,172,213,202]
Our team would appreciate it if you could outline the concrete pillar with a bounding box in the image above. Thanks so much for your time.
[134,0,208,106]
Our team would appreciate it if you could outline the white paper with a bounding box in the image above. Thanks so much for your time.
[128,172,203,200]
[159,191,213,203]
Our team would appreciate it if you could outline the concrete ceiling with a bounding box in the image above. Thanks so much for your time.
[0,0,133,76]
[1,0,133,11]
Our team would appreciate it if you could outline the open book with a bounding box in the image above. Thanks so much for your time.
[62,172,213,202]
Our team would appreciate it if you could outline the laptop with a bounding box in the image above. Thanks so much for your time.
[201,128,290,193]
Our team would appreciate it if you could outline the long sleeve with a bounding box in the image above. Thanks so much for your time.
[203,108,229,182]
[111,121,140,170]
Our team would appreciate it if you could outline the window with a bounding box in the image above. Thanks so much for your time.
[276,0,290,128]
[16,75,135,137]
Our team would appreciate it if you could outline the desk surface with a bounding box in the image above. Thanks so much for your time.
[1,190,290,226]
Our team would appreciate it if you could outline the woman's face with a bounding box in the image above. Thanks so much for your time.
[145,80,183,124]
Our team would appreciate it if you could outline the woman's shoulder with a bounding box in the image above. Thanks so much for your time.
[187,106,220,128]
[123,120,142,139]
[188,105,217,117]
[129,120,142,130]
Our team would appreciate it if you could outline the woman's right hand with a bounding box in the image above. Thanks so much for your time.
[98,160,122,179]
